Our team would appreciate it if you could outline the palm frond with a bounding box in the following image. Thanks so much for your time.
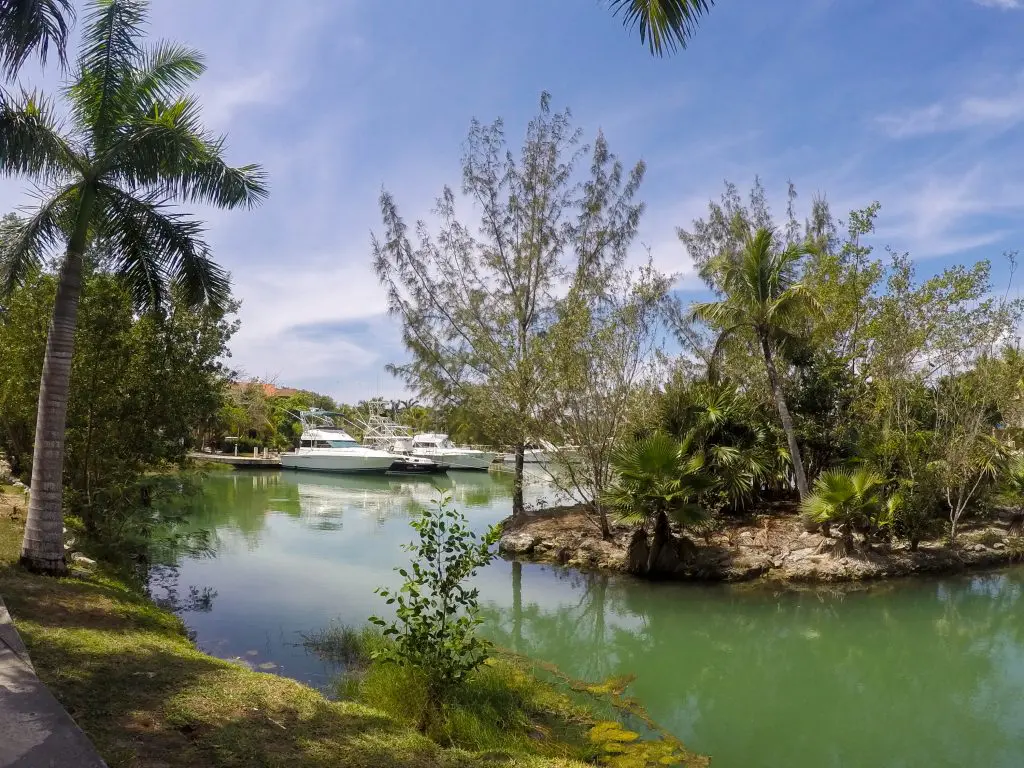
[0,88,79,181]
[0,184,78,295]
[94,183,229,310]
[0,0,74,77]
[130,40,205,107]
[68,0,147,146]
[800,467,887,527]
[608,0,714,56]
[162,151,268,210]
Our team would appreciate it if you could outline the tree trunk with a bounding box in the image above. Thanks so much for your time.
[512,443,525,519]
[625,528,649,576]
[594,499,612,541]
[511,560,523,653]
[646,511,682,577]
[20,189,95,576]
[759,335,809,499]
[20,251,85,575]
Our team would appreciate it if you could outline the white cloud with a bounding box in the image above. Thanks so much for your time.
[973,0,1022,8]
[876,72,1024,138]
[868,163,1024,259]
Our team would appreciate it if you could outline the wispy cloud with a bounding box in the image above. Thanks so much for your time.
[875,74,1024,137]
[973,0,1022,9]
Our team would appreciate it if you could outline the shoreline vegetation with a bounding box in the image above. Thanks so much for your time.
[499,505,1024,583]
[0,491,705,768]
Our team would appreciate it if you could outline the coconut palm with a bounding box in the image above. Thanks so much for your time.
[0,0,267,574]
[691,227,819,499]
[800,468,887,555]
[609,0,716,56]
[0,0,74,77]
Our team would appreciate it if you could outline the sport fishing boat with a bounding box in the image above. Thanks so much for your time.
[410,433,496,471]
[280,410,403,474]
[359,406,449,475]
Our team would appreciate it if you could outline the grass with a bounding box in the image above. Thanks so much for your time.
[0,513,600,768]
[304,624,709,768]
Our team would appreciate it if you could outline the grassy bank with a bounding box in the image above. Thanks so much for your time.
[0,507,621,768]
[0,496,707,768]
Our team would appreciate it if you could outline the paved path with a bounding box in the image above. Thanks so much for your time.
[0,596,107,768]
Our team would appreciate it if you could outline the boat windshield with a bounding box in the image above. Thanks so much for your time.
[301,439,360,449]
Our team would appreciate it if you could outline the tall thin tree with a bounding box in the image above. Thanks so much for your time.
[0,0,266,574]
[691,227,817,499]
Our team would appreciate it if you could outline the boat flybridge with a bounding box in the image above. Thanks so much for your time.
[358,402,494,471]
[279,410,443,475]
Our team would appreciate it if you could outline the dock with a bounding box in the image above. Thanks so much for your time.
[188,452,282,468]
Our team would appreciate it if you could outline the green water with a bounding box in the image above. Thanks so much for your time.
[160,470,1024,767]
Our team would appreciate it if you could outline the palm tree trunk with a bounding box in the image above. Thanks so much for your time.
[20,190,95,575]
[512,443,525,519]
[759,335,809,499]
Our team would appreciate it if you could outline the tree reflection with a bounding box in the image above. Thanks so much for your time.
[484,567,1024,768]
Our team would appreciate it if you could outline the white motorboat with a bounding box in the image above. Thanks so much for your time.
[280,410,400,474]
[410,433,496,471]
[500,440,557,465]
[359,406,449,474]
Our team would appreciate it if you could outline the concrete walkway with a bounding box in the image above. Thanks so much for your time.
[0,596,107,768]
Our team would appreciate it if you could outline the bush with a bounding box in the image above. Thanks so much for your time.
[369,494,499,731]
[888,474,945,551]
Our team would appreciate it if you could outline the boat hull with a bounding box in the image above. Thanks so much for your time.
[279,453,396,474]
[411,450,495,471]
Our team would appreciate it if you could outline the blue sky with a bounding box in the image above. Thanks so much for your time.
[2,0,1024,402]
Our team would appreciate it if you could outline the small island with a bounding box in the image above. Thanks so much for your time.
[500,505,1022,583]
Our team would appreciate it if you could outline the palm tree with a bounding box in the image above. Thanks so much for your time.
[604,431,715,576]
[800,468,887,555]
[608,0,716,56]
[691,227,819,499]
[661,378,774,510]
[0,0,74,77]
[0,0,267,574]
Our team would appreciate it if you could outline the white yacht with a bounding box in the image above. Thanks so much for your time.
[280,411,400,474]
[410,433,496,471]
[500,440,558,465]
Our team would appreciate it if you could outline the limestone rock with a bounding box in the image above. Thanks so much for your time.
[499,532,537,556]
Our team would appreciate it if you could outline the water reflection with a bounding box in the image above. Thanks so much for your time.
[483,566,1024,768]
[163,470,1024,768]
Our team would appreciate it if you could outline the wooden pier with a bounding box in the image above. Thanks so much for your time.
[188,452,282,468]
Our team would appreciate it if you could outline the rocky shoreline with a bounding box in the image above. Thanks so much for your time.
[498,506,1023,583]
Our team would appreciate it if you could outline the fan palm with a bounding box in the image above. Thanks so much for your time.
[691,226,819,499]
[0,0,267,574]
[0,0,74,78]
[662,379,774,510]
[604,431,715,531]
[800,468,887,553]
[1000,455,1024,536]
[608,0,715,56]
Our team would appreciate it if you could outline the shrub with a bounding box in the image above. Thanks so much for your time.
[369,494,499,731]
[800,468,888,554]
